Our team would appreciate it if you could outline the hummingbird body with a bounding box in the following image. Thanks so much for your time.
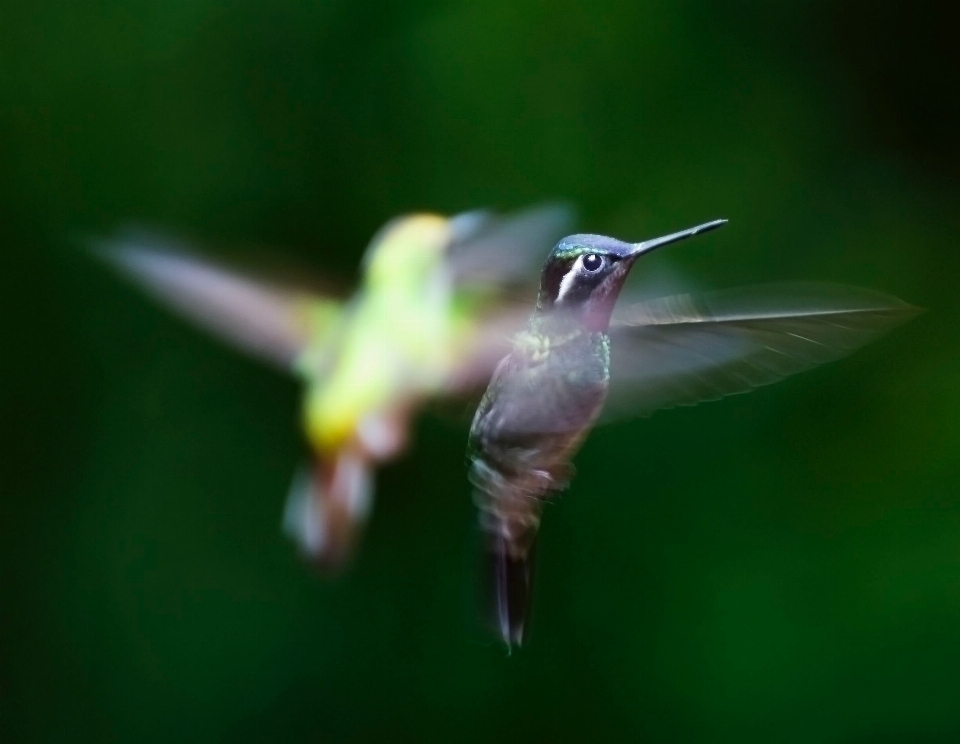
[467,226,730,646]
[291,215,463,564]
[467,219,923,649]
[469,319,609,539]
[468,321,609,645]
[301,215,457,459]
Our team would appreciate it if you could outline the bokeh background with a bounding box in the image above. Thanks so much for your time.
[4,1,960,741]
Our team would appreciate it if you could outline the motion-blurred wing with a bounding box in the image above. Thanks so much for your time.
[447,203,576,287]
[94,229,342,372]
[438,203,576,396]
[604,283,920,420]
[443,305,534,396]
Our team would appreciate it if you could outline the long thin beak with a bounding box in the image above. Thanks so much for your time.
[629,218,727,259]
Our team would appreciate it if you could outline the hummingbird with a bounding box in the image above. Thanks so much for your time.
[94,204,574,570]
[468,219,919,648]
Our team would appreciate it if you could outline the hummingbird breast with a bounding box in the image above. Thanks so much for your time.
[468,329,611,533]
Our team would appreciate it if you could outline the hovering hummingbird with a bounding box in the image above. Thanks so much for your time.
[468,219,919,648]
[95,204,574,570]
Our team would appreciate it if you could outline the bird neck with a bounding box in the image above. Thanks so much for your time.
[531,295,618,336]
[526,309,602,343]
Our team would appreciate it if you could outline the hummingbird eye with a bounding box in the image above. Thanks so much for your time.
[582,253,603,273]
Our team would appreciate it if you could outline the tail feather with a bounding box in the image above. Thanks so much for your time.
[282,445,373,572]
[481,520,539,649]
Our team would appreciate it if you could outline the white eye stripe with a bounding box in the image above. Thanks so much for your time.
[555,255,584,302]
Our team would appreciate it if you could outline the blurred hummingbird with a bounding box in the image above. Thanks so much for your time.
[468,219,920,648]
[95,204,574,570]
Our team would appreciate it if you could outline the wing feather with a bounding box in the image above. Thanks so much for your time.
[603,283,920,419]
[447,203,576,287]
[94,229,341,372]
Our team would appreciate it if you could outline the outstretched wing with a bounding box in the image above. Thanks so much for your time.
[93,228,342,373]
[604,283,921,420]
[435,204,576,397]
[446,202,576,288]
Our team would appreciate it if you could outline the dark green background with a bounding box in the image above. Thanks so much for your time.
[4,2,959,741]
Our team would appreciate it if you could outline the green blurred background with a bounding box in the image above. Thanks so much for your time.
[3,1,959,741]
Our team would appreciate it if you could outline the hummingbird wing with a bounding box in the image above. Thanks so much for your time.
[603,283,921,420]
[438,203,576,397]
[446,202,576,288]
[93,229,343,373]
[437,304,532,397]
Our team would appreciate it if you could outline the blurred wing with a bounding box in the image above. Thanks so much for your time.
[604,283,921,420]
[447,202,576,287]
[94,229,342,372]
[442,305,533,396]
[437,202,576,399]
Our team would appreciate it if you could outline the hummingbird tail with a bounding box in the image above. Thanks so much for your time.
[480,519,539,650]
[282,444,374,573]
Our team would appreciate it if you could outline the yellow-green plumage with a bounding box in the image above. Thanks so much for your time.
[94,206,574,569]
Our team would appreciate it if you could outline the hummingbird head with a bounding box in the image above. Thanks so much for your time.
[536,219,727,331]
[363,214,452,289]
